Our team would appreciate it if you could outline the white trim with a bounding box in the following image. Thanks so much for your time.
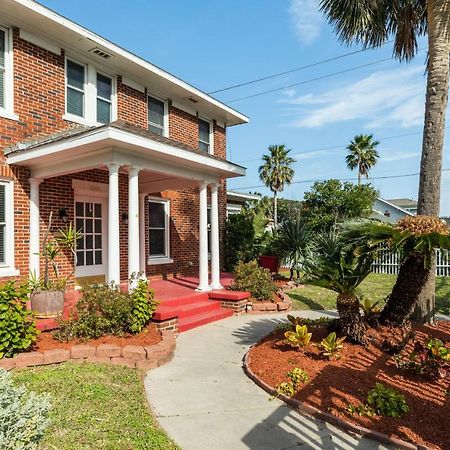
[122,76,145,93]
[147,93,169,138]
[0,25,17,120]
[19,29,61,55]
[147,196,171,261]
[147,257,173,266]
[9,0,248,125]
[0,179,19,276]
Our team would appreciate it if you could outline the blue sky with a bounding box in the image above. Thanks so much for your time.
[40,0,450,214]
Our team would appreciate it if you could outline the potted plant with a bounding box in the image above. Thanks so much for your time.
[30,212,81,318]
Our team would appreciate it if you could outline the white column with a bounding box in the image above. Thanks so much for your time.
[107,164,121,285]
[196,181,210,291]
[29,177,42,278]
[128,167,140,286]
[210,182,222,290]
[139,193,146,274]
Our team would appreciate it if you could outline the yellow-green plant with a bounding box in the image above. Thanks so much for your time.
[317,332,346,360]
[271,367,309,400]
[284,325,312,349]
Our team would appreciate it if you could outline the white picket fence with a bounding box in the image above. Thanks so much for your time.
[372,248,450,276]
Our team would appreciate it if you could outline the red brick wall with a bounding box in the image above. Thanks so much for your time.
[117,77,148,129]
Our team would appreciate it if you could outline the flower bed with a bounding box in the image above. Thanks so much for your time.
[246,321,450,450]
[0,325,175,372]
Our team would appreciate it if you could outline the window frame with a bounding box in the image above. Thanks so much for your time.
[198,117,214,154]
[147,197,172,264]
[0,179,18,276]
[65,58,87,120]
[147,93,168,137]
[64,55,117,126]
[0,25,18,121]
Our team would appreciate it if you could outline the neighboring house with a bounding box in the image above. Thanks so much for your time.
[0,0,248,292]
[371,197,414,223]
[386,198,418,215]
[226,190,261,216]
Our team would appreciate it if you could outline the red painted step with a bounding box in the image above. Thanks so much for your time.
[209,290,251,301]
[178,308,234,333]
[157,292,210,308]
[153,299,221,321]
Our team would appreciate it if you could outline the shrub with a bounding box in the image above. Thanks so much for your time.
[54,278,157,341]
[317,332,346,360]
[272,367,308,400]
[230,260,276,301]
[366,383,409,418]
[0,369,51,449]
[224,213,255,271]
[284,325,312,349]
[0,282,38,358]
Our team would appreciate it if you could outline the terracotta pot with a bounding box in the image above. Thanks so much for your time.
[259,255,279,273]
[30,290,64,318]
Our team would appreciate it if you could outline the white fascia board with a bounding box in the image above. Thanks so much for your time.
[121,77,145,94]
[376,197,413,216]
[19,29,61,55]
[226,191,261,201]
[12,0,249,125]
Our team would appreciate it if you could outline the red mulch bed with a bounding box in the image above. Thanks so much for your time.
[33,324,161,352]
[248,321,450,449]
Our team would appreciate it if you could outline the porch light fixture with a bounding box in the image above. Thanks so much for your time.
[58,208,69,223]
[122,212,128,225]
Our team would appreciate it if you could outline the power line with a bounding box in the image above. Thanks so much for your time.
[207,41,393,94]
[230,168,450,191]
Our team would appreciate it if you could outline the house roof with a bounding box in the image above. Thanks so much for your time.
[226,190,261,203]
[374,197,414,217]
[387,198,418,208]
[2,0,249,126]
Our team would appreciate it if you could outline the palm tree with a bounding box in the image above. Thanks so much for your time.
[345,134,380,185]
[258,145,295,227]
[319,0,450,321]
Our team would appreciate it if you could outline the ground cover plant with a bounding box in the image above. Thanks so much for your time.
[13,363,178,450]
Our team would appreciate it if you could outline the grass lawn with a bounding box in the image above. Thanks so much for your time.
[287,273,450,316]
[13,362,178,450]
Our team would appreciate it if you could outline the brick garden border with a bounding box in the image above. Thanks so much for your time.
[243,348,430,450]
[0,330,176,372]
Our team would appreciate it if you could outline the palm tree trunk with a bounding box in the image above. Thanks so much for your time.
[357,169,361,186]
[273,191,278,227]
[380,253,431,326]
[415,0,450,323]
[336,292,366,344]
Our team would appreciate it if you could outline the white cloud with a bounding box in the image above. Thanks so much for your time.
[289,0,323,44]
[380,150,420,162]
[281,65,426,129]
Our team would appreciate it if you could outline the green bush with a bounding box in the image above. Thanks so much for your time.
[229,260,276,301]
[0,282,38,358]
[54,278,158,341]
[0,368,51,449]
[224,213,255,271]
[366,383,409,418]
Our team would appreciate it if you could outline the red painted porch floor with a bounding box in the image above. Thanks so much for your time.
[37,273,246,333]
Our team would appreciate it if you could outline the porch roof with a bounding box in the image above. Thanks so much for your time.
[5,121,246,182]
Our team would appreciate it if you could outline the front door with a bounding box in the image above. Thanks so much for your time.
[74,197,107,279]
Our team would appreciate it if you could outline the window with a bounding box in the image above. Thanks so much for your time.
[148,199,170,259]
[198,118,211,153]
[0,29,5,109]
[96,73,112,124]
[66,60,85,118]
[0,180,17,275]
[0,26,17,120]
[148,95,166,136]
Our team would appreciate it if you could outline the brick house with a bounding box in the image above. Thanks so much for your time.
[0,0,248,292]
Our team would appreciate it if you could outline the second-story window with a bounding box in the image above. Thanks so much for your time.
[148,96,165,136]
[0,29,5,109]
[198,118,211,153]
[66,60,85,118]
[96,73,112,124]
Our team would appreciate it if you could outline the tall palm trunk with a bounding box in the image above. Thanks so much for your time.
[273,191,278,227]
[357,166,362,186]
[380,253,432,326]
[336,292,366,344]
[415,0,450,322]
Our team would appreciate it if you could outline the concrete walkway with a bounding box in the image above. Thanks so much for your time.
[144,311,392,450]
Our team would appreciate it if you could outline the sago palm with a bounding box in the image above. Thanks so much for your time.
[258,145,295,227]
[319,0,450,321]
[346,134,380,185]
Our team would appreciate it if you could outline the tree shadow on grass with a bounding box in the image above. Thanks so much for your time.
[287,291,329,311]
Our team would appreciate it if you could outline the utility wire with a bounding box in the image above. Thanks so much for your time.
[207,41,393,94]
[231,168,450,191]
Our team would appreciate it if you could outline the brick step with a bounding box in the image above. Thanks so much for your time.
[178,309,234,333]
[158,292,210,308]
[208,290,251,301]
[153,299,221,321]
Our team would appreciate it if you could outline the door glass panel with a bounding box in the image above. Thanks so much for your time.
[150,229,165,256]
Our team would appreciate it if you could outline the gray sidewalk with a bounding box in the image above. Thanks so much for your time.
[144,311,392,450]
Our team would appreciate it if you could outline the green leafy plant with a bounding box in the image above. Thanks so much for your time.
[284,325,312,349]
[346,403,376,417]
[0,368,51,449]
[130,275,158,334]
[0,282,39,358]
[367,383,409,418]
[229,260,276,301]
[360,297,381,320]
[276,316,334,333]
[271,367,308,400]
[224,213,256,271]
[317,332,346,360]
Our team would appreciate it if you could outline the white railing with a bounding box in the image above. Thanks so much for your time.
[372,249,450,276]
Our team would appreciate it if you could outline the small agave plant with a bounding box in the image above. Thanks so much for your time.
[317,332,346,360]
[284,325,312,349]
